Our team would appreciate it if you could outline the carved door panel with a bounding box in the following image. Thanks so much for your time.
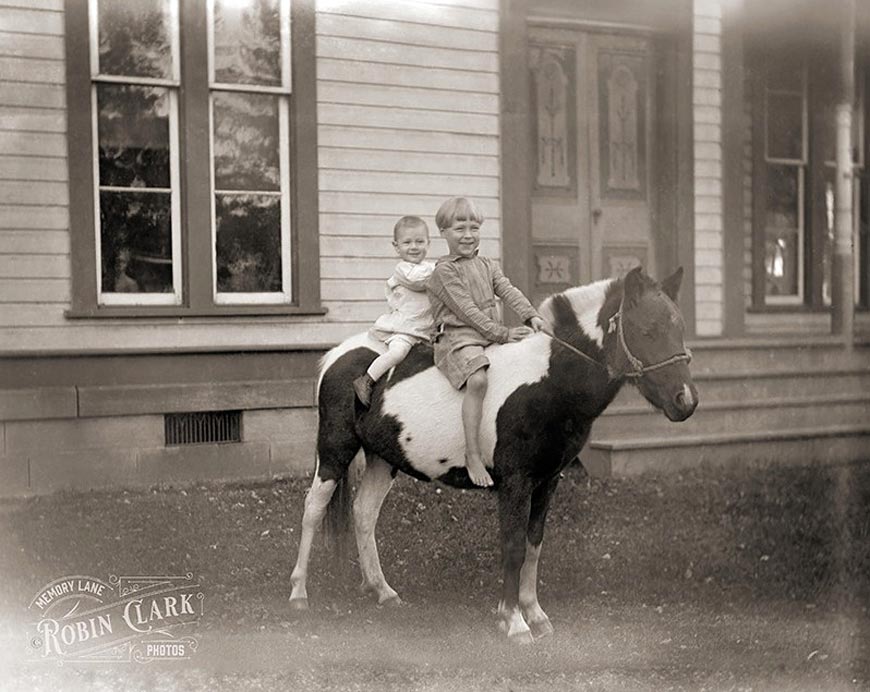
[528,29,655,304]
[588,33,655,284]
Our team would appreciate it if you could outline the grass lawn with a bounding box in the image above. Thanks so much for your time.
[0,460,868,691]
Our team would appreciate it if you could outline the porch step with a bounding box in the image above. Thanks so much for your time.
[610,367,870,406]
[594,392,870,438]
[582,424,870,477]
[584,337,870,476]
[684,336,870,374]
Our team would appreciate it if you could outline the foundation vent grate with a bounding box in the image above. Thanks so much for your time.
[165,411,242,446]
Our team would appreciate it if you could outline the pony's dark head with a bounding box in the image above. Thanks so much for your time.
[606,267,698,422]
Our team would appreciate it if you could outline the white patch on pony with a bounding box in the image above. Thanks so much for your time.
[316,331,386,399]
[682,383,695,409]
[380,333,553,478]
[538,278,613,348]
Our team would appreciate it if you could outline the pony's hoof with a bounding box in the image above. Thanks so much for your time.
[288,597,309,611]
[529,618,554,639]
[378,595,403,608]
[508,629,535,645]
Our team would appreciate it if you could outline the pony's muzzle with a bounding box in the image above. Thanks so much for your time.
[671,383,698,421]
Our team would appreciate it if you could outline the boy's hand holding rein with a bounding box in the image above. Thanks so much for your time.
[510,316,549,342]
[528,316,549,334]
[508,326,534,342]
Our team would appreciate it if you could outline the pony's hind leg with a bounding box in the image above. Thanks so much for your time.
[353,452,401,606]
[290,356,364,610]
[289,466,337,609]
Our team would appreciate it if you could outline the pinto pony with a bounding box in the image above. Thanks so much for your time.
[289,267,698,643]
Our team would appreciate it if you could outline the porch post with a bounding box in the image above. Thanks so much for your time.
[831,0,856,341]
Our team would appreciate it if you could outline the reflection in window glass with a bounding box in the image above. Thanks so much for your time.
[98,0,173,79]
[213,0,281,86]
[213,92,280,191]
[215,195,282,292]
[98,85,171,188]
[100,191,173,294]
[765,231,799,297]
[766,92,803,161]
[823,179,835,305]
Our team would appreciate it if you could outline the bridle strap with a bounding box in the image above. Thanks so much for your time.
[547,294,692,380]
[609,294,692,379]
[548,333,610,374]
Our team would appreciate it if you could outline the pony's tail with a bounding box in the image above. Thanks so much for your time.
[323,467,353,565]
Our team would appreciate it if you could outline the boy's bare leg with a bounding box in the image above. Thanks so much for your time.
[462,369,493,487]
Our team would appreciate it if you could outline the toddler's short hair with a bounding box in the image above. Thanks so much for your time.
[435,197,484,231]
[393,215,429,241]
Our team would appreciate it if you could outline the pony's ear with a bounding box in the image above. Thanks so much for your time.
[623,266,645,305]
[660,266,684,302]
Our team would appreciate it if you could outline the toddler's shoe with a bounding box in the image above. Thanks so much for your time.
[353,374,375,408]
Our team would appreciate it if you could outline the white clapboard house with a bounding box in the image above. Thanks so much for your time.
[1,0,869,495]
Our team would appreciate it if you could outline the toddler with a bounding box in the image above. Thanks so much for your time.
[353,216,435,408]
[427,198,545,487]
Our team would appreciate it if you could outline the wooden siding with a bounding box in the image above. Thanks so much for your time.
[0,1,71,345]
[0,0,502,354]
[316,0,501,338]
[693,0,724,336]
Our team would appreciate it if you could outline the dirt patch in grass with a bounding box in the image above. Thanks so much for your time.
[0,461,868,690]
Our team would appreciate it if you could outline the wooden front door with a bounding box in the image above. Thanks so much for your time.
[528,27,657,305]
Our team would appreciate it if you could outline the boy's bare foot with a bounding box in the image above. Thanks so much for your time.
[466,453,494,487]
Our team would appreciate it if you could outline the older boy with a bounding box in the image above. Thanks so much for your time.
[428,197,545,487]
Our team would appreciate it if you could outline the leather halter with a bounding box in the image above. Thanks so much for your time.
[548,293,692,381]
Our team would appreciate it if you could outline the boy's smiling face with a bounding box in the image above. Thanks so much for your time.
[393,223,430,263]
[441,216,481,258]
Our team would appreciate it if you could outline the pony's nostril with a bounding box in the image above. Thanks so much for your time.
[675,391,686,408]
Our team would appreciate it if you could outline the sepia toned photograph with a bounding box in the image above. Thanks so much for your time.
[0,0,868,689]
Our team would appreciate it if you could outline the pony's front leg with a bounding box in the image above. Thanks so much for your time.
[520,475,559,639]
[497,477,534,644]
[289,470,337,609]
[353,452,401,606]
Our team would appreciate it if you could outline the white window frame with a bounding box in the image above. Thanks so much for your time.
[207,0,293,305]
[89,0,183,306]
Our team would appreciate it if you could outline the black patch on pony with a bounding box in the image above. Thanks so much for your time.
[315,347,377,482]
[383,342,435,391]
[548,292,606,364]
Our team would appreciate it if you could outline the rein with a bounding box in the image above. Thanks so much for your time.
[547,294,692,380]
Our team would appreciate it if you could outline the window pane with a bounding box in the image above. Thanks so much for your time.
[215,194,282,293]
[98,84,171,188]
[767,59,802,93]
[213,0,281,86]
[100,191,173,293]
[766,92,803,160]
[765,164,799,229]
[765,231,799,297]
[98,0,173,79]
[213,92,280,191]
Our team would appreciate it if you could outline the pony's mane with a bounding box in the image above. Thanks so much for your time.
[538,278,616,348]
